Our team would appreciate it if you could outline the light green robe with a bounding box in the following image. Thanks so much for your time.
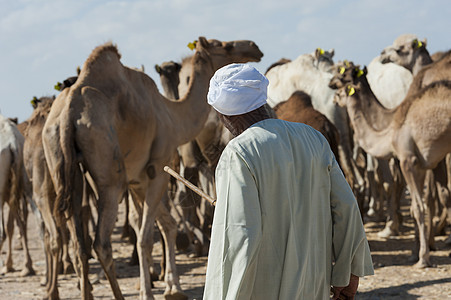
[203,119,373,300]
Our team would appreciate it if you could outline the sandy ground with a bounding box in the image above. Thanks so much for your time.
[1,199,450,300]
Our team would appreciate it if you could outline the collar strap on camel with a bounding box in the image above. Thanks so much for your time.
[347,85,356,96]
[164,166,216,206]
[339,66,345,74]
[187,40,198,51]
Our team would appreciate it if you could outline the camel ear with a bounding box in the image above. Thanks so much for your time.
[422,38,427,48]
[30,96,39,109]
[224,42,234,51]
[54,82,62,91]
[354,65,364,78]
[329,49,335,57]
[198,37,209,49]
[362,66,368,75]
[412,39,425,49]
[155,64,161,74]
[315,48,325,58]
[175,62,182,71]
[76,66,81,75]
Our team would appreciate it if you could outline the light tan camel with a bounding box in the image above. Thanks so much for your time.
[42,37,263,300]
[404,50,451,98]
[382,40,451,242]
[22,96,77,299]
[0,113,34,277]
[329,63,451,268]
[380,34,432,76]
[157,57,228,256]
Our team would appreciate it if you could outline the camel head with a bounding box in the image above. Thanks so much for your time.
[155,61,182,100]
[191,37,263,70]
[329,61,368,106]
[30,96,55,111]
[379,34,428,70]
[315,48,335,72]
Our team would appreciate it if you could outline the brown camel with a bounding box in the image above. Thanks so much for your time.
[329,63,451,268]
[0,113,34,277]
[273,90,340,159]
[42,37,263,300]
[22,96,78,299]
[155,61,182,100]
[158,56,276,257]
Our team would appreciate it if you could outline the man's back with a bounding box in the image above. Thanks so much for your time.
[206,118,352,299]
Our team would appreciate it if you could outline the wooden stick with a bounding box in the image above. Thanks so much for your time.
[164,166,216,206]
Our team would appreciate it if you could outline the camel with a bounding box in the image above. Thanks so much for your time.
[382,39,451,241]
[265,47,336,106]
[363,57,412,234]
[404,50,451,98]
[273,90,340,159]
[42,37,263,300]
[379,34,432,76]
[157,57,240,257]
[265,49,362,206]
[367,57,413,108]
[265,57,291,73]
[0,113,35,277]
[21,96,79,299]
[329,62,451,268]
[155,61,182,100]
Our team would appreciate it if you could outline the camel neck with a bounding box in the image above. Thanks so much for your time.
[357,76,396,130]
[168,53,214,146]
[411,50,432,76]
[344,84,394,159]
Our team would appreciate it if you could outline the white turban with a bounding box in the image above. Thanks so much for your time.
[207,63,268,116]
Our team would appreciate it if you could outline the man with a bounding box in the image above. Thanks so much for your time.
[203,63,374,299]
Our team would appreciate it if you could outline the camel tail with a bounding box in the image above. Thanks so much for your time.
[52,109,77,218]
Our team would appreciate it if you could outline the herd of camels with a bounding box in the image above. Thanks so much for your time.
[0,34,450,299]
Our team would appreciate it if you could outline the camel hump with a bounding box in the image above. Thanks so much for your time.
[82,42,122,73]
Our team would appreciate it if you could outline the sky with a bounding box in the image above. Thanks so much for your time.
[1,0,450,122]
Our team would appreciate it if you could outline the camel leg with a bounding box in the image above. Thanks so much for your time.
[33,190,61,298]
[42,229,50,287]
[430,161,450,235]
[60,224,74,274]
[156,195,187,300]
[2,206,15,273]
[400,157,431,268]
[45,228,61,300]
[15,198,35,277]
[65,169,93,300]
[93,185,124,300]
[424,170,436,251]
[379,158,404,238]
[132,173,175,300]
[138,191,160,300]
